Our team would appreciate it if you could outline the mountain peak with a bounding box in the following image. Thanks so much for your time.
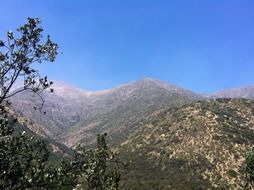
[139,77,160,82]
[51,81,88,97]
[210,85,254,99]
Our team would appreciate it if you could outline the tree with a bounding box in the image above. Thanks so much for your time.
[241,147,254,189]
[0,17,58,142]
[0,18,120,190]
[0,17,57,188]
[0,17,58,108]
[74,134,120,190]
[0,129,51,189]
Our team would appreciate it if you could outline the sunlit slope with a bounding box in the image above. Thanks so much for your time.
[118,98,254,189]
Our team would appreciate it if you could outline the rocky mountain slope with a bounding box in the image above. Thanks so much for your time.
[9,81,91,137]
[6,107,72,158]
[117,98,254,189]
[10,78,203,147]
[60,78,203,147]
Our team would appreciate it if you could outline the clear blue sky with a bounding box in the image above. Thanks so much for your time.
[1,0,254,93]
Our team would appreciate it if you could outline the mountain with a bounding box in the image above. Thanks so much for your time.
[10,78,203,147]
[8,79,254,189]
[9,81,91,137]
[210,85,254,99]
[117,98,254,189]
[5,107,73,158]
[60,78,204,147]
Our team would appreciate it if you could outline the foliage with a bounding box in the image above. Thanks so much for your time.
[0,107,120,189]
[0,17,58,108]
[241,147,254,189]
[0,114,50,189]
[0,18,120,189]
[74,134,120,190]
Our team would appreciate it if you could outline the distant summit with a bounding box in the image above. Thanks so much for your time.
[209,85,254,99]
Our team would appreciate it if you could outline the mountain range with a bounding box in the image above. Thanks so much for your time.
[8,78,254,189]
[10,78,203,146]
[210,85,254,99]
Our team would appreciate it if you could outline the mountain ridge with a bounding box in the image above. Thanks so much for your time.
[43,78,254,98]
[210,85,254,99]
[10,78,202,146]
[12,78,253,99]
[9,78,254,148]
